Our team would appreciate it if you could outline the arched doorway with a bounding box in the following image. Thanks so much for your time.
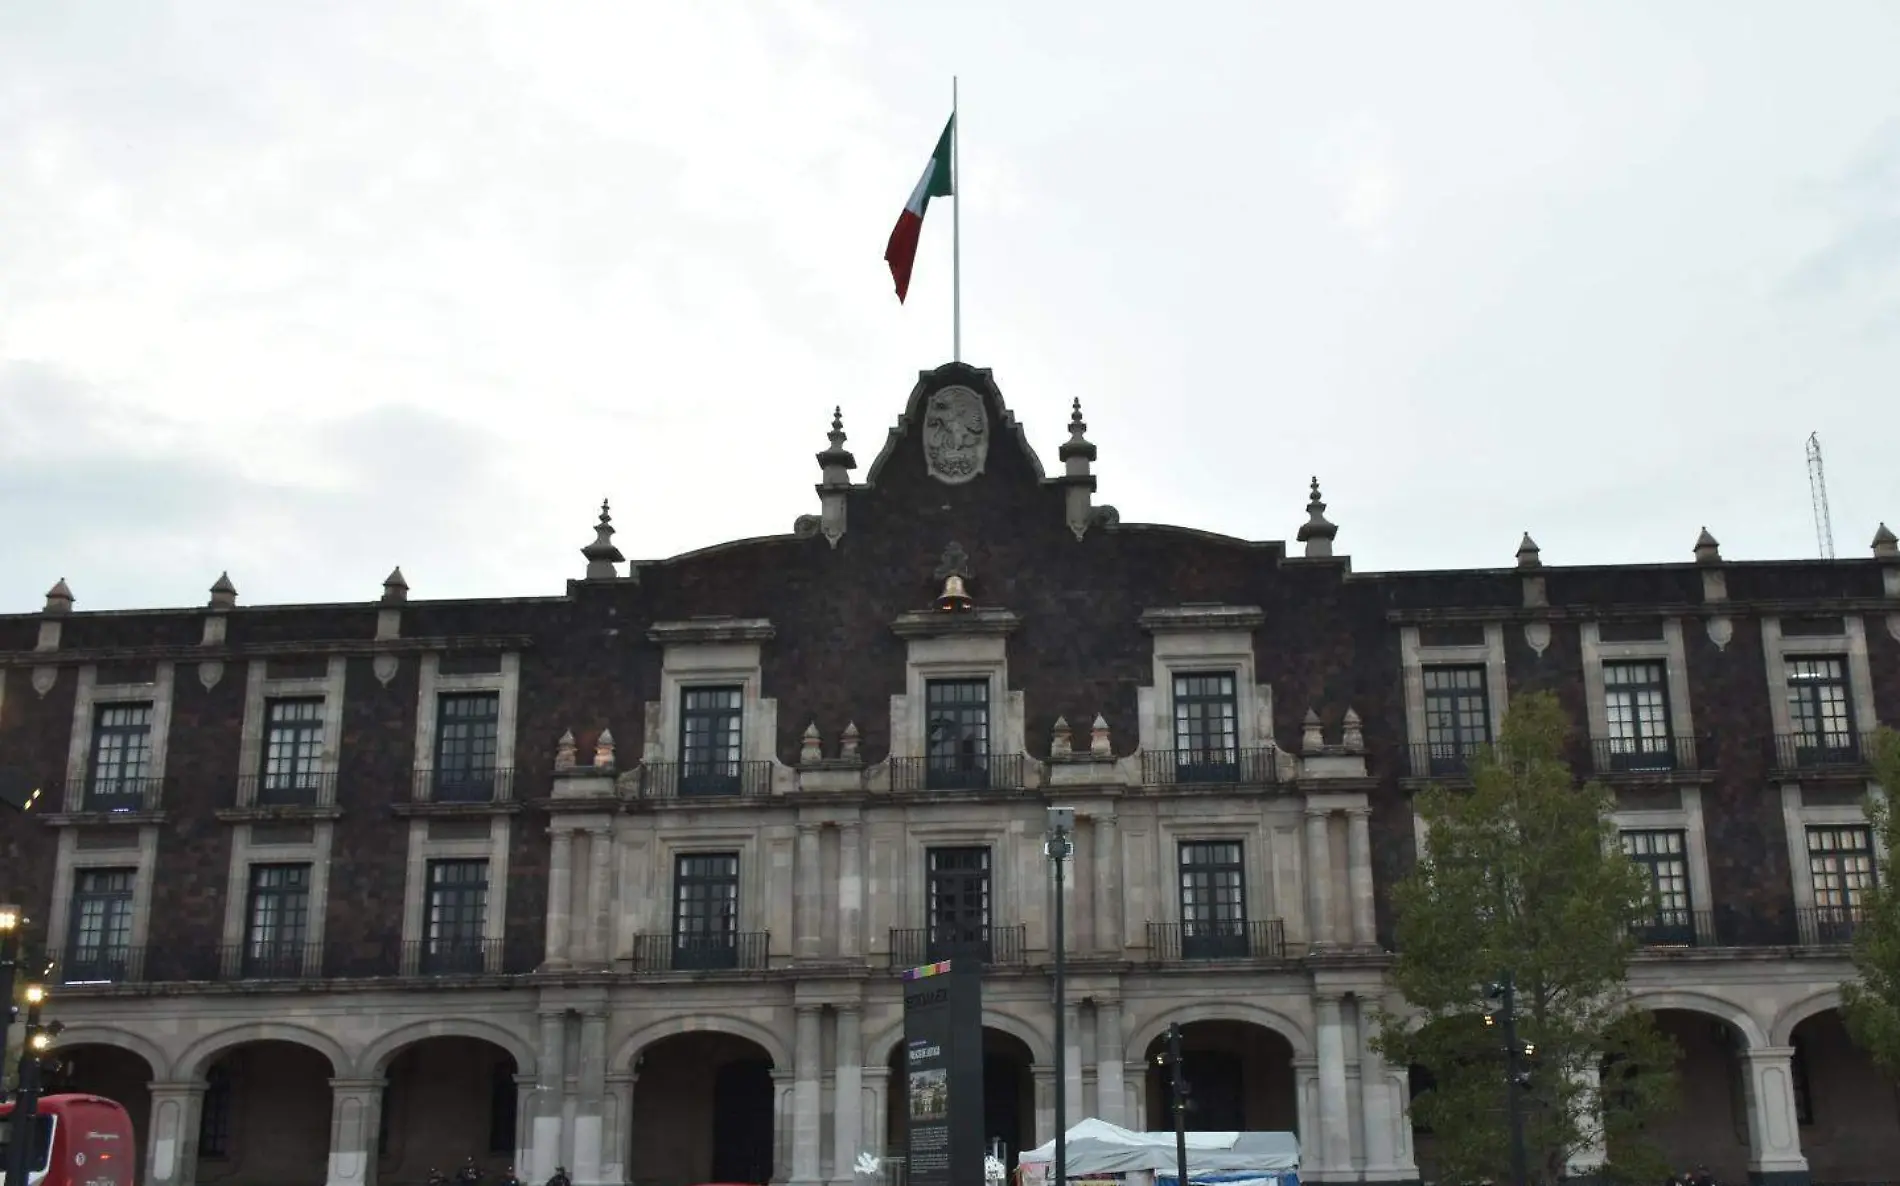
[44,1043,155,1183]
[1614,1009,1750,1181]
[884,1027,1035,1173]
[378,1037,522,1184]
[194,1040,334,1186]
[1787,1007,1900,1181]
[631,1032,776,1186]
[1141,1020,1297,1134]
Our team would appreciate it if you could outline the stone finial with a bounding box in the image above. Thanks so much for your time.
[582,499,626,580]
[817,406,858,483]
[1516,533,1541,569]
[1058,399,1097,470]
[1296,477,1339,559]
[594,727,616,768]
[801,722,823,765]
[555,729,577,770]
[841,722,861,762]
[1089,713,1112,758]
[43,578,73,616]
[1341,707,1365,754]
[209,572,237,609]
[1694,527,1722,565]
[382,566,409,604]
[1051,716,1073,758]
[1874,522,1898,559]
[1301,708,1325,754]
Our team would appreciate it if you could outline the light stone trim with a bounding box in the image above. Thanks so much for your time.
[411,652,521,796]
[1609,790,1715,932]
[645,639,782,769]
[1760,615,1879,737]
[47,823,161,964]
[899,818,1017,944]
[1779,782,1889,920]
[650,825,769,946]
[236,656,346,807]
[63,662,177,811]
[220,821,337,956]
[1135,625,1274,753]
[888,633,1028,762]
[1580,619,1696,745]
[1146,807,1295,936]
[1399,624,1508,750]
[400,815,514,970]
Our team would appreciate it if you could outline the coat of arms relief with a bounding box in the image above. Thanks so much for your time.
[922,385,989,485]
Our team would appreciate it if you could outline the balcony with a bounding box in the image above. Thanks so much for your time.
[74,774,166,814]
[1796,906,1862,948]
[1404,743,1485,781]
[400,938,501,976]
[638,760,773,800]
[212,940,326,980]
[1588,735,1710,776]
[890,753,1026,793]
[1768,732,1874,774]
[1628,909,1719,949]
[887,924,1027,969]
[1140,748,1285,789]
[237,772,338,809]
[413,767,515,804]
[1146,919,1287,962]
[630,931,770,973]
[59,945,145,985]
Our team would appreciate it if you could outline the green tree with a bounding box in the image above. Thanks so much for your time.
[1373,692,1679,1185]
[1839,727,1900,1070]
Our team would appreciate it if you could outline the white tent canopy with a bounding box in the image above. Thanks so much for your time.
[1018,1119,1300,1175]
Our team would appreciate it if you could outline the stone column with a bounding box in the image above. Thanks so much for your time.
[573,1012,609,1184]
[796,824,822,959]
[1357,1028,1416,1183]
[1565,1066,1607,1180]
[1305,809,1336,947]
[1063,1002,1085,1127]
[771,1069,796,1184]
[545,827,575,969]
[1314,995,1354,1174]
[1345,806,1377,947]
[602,1072,636,1185]
[833,1006,864,1186]
[146,1081,206,1186]
[586,827,614,965]
[864,1066,891,1163]
[793,1004,825,1185]
[515,1073,541,1179]
[1032,1065,1056,1148]
[839,821,865,960]
[535,1011,569,1180]
[1092,813,1121,954]
[1093,1001,1127,1126]
[327,1078,385,1186]
[1741,1046,1809,1182]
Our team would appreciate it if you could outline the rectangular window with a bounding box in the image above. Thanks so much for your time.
[672,853,740,970]
[1620,830,1693,945]
[244,863,312,976]
[87,703,155,811]
[925,679,992,789]
[434,692,501,800]
[679,687,744,796]
[199,1066,232,1158]
[1178,840,1249,958]
[67,868,136,981]
[1787,656,1857,763]
[1172,673,1240,782]
[423,859,489,973]
[926,846,993,959]
[1807,825,1875,943]
[1423,666,1489,773]
[1604,661,1674,770]
[261,698,325,804]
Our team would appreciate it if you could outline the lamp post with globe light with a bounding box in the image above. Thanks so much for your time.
[1044,808,1076,1186]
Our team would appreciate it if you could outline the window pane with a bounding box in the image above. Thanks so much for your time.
[264,699,325,788]
[1423,666,1489,752]
[681,687,745,770]
[925,681,991,768]
[90,703,155,788]
[1807,825,1875,913]
[1173,673,1239,757]
[436,694,501,776]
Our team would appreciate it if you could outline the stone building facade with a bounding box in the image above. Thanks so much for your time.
[1,361,1898,1186]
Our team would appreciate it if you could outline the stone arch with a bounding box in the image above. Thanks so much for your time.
[1125,1000,1314,1061]
[357,1016,539,1078]
[864,1008,1055,1068]
[173,1021,350,1081]
[1770,988,1844,1046]
[613,1013,791,1071]
[1625,988,1769,1049]
[50,1023,169,1077]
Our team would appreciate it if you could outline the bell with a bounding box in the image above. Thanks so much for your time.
[936,573,973,612]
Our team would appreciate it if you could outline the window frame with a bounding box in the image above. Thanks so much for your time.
[1422,664,1491,767]
[924,845,994,959]
[1620,828,1694,945]
[260,697,326,803]
[422,857,491,973]
[1171,672,1241,781]
[1805,823,1876,943]
[67,867,138,980]
[672,851,742,969]
[243,862,314,975]
[433,691,502,800]
[1785,655,1857,762]
[1603,660,1674,768]
[1177,839,1249,958]
[199,1065,233,1159]
[86,702,155,810]
[924,678,993,790]
[679,686,745,795]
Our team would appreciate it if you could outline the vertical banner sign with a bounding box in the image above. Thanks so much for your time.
[902,957,984,1186]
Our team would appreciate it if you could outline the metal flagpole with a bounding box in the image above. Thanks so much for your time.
[952,75,961,363]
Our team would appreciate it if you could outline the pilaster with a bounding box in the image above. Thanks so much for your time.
[545,827,576,969]
[327,1078,385,1186]
[1093,1000,1127,1126]
[573,1012,609,1184]
[1032,1064,1056,1149]
[832,1006,865,1186]
[1063,1001,1085,1126]
[1305,808,1337,948]
[796,823,822,959]
[602,1072,635,1186]
[586,827,613,965]
[793,1004,825,1185]
[1314,995,1354,1174]
[1345,806,1377,947]
[839,820,865,960]
[146,1081,206,1186]
[535,1011,569,1179]
[1093,812,1122,953]
[1742,1046,1810,1185]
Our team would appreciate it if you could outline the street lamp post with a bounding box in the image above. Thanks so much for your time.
[1485,973,1531,1186]
[0,905,19,1093]
[1044,808,1075,1186]
[4,985,48,1185]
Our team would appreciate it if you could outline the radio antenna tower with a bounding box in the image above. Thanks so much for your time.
[1807,431,1835,560]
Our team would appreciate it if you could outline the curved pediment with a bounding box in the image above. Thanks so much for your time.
[861,362,1050,489]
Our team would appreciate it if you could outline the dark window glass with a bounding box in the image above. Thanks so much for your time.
[199,1065,233,1158]
[68,867,136,977]
[925,679,991,789]
[88,703,154,804]
[0,1115,55,1174]
[680,687,744,794]
[425,859,489,970]
[1172,673,1239,779]
[245,863,312,971]
[1179,841,1248,958]
[673,852,741,969]
[1604,661,1672,755]
[926,846,992,957]
[1620,830,1692,944]
[1787,657,1855,754]
[1423,666,1489,756]
[263,698,325,793]
[435,693,500,792]
[1808,825,1876,921]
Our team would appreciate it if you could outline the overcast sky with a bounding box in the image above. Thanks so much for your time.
[3,1,1898,614]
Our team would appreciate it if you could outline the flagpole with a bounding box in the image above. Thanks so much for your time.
[952,75,961,363]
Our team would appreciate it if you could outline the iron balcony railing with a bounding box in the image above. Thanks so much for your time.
[630,931,770,973]
[1768,732,1873,772]
[1589,735,1710,775]
[399,937,501,976]
[887,924,1027,969]
[73,773,166,814]
[1628,909,1720,949]
[1146,919,1287,962]
[59,944,145,985]
[1404,743,1485,780]
[889,753,1027,793]
[214,940,325,980]
[236,772,338,809]
[637,760,774,800]
[1796,905,1863,948]
[1140,748,1285,789]
[413,767,515,804]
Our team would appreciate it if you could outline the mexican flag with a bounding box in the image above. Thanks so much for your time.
[884,114,956,303]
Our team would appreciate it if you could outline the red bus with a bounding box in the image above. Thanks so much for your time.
[0,1094,137,1186]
